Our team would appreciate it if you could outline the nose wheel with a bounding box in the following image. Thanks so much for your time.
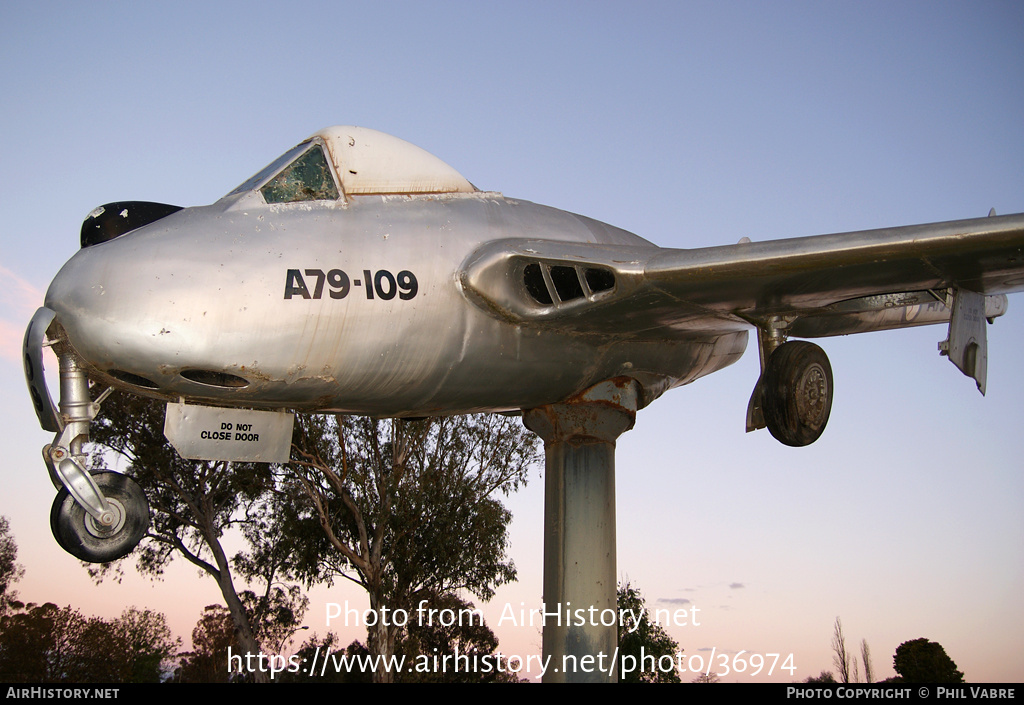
[761,341,833,447]
[50,472,150,563]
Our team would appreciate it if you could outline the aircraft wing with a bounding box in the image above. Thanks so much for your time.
[643,212,1024,321]
[461,212,1024,393]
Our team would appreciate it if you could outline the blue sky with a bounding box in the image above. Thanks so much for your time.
[1,1,1022,682]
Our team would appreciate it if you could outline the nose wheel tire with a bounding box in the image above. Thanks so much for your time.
[50,472,150,563]
[762,341,833,447]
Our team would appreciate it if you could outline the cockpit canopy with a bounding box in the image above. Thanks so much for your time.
[227,126,477,203]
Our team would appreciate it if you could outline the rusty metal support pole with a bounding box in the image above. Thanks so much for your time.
[522,378,640,683]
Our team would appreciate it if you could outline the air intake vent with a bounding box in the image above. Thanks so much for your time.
[180,370,249,388]
[550,266,585,302]
[522,262,615,306]
[108,369,160,389]
[585,267,615,293]
[524,263,552,304]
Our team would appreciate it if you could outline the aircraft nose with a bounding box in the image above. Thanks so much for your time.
[47,200,191,376]
[44,207,262,397]
[45,246,109,339]
[44,234,161,380]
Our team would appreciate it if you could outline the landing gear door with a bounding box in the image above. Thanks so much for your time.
[24,307,62,433]
[745,377,765,433]
[942,289,989,395]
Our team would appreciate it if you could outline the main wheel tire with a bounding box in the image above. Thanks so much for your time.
[762,341,833,447]
[50,472,150,563]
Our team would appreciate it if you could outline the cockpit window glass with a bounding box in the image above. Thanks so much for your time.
[260,144,340,203]
[226,142,309,197]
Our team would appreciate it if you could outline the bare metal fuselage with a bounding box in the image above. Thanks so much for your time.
[28,126,1024,568]
[46,190,746,416]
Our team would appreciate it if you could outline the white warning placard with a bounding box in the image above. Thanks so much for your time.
[163,402,294,463]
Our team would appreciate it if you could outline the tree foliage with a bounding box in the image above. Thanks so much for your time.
[89,392,305,682]
[828,617,874,683]
[283,593,522,683]
[892,638,964,683]
[861,638,874,683]
[0,603,178,682]
[0,603,116,682]
[832,616,851,683]
[175,605,239,683]
[111,607,181,682]
[617,582,681,683]
[805,670,837,683]
[281,413,537,682]
[0,516,24,616]
[0,522,178,682]
[397,592,523,683]
[280,632,372,683]
[171,589,311,683]
[692,672,721,683]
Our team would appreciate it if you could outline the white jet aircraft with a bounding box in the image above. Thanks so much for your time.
[24,126,1024,562]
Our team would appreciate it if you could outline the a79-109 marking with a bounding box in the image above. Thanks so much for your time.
[284,268,418,300]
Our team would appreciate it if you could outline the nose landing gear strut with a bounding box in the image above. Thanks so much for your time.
[25,309,149,562]
[43,352,150,562]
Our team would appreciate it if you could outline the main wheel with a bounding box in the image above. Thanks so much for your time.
[762,341,833,447]
[50,472,150,563]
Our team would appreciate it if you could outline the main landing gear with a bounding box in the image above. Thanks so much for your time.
[25,309,150,563]
[747,326,833,447]
[761,341,832,447]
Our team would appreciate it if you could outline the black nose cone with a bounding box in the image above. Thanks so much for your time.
[81,201,183,248]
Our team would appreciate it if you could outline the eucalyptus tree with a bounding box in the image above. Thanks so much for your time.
[89,392,305,683]
[281,413,537,682]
